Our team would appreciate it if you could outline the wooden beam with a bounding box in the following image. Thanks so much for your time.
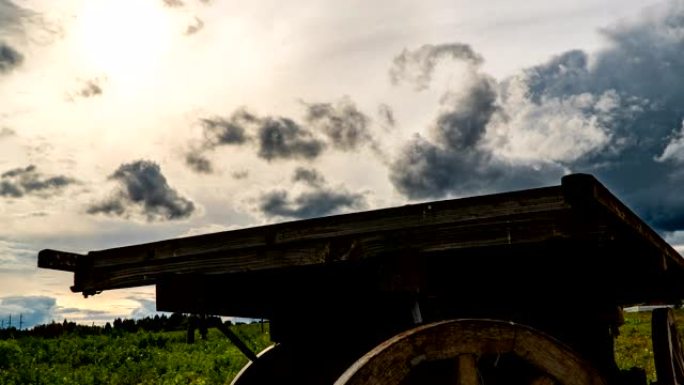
[36,174,684,304]
[456,354,479,385]
[37,249,86,272]
[562,174,684,271]
[72,208,586,294]
[51,186,576,294]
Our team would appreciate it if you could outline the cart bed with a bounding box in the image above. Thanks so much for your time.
[38,174,684,318]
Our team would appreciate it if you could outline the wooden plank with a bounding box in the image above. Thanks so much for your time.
[37,187,573,293]
[456,354,479,385]
[562,174,684,271]
[37,249,86,272]
[83,186,567,268]
[36,174,684,300]
[70,208,592,293]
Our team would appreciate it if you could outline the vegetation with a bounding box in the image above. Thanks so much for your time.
[0,315,270,385]
[0,309,681,384]
[615,309,660,382]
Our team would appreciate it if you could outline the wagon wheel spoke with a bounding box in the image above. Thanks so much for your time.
[456,354,479,385]
[335,319,607,385]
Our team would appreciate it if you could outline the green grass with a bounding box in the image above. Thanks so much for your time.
[615,310,656,381]
[1,311,681,384]
[615,308,684,383]
[0,323,271,385]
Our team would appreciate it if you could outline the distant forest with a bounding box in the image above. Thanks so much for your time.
[0,313,255,340]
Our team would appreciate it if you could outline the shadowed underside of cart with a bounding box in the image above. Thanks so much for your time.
[38,174,684,385]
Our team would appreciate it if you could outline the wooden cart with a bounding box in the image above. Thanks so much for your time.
[38,174,684,385]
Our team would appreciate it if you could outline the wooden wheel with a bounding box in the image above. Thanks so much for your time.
[230,344,278,385]
[231,341,366,385]
[335,319,607,385]
[652,308,684,385]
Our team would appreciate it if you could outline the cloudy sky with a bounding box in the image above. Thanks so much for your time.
[2,0,684,328]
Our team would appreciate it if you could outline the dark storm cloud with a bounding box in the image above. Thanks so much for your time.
[303,98,372,151]
[0,42,23,73]
[513,2,684,231]
[185,111,255,172]
[187,99,380,173]
[434,78,497,150]
[185,17,204,35]
[88,160,195,221]
[389,45,561,199]
[388,1,684,233]
[201,111,253,147]
[67,78,105,101]
[0,0,26,31]
[0,1,30,73]
[257,117,325,161]
[259,166,366,219]
[378,104,395,129]
[162,0,184,7]
[259,189,365,219]
[521,50,590,104]
[390,129,562,199]
[0,165,76,198]
[292,167,325,187]
[390,43,483,90]
[0,296,56,329]
[0,127,16,138]
[77,79,103,98]
[185,152,213,174]
[0,181,22,197]
[232,170,249,179]
[186,108,327,172]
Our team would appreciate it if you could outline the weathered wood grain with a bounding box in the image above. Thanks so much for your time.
[652,308,684,385]
[333,319,607,385]
[37,249,85,272]
[37,174,684,302]
[41,188,574,294]
[561,174,683,272]
[456,354,479,385]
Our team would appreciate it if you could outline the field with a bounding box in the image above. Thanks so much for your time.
[615,309,661,382]
[0,321,270,385]
[0,310,681,384]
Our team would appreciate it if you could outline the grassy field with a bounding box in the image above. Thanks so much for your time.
[0,310,682,384]
[615,309,663,383]
[0,323,271,385]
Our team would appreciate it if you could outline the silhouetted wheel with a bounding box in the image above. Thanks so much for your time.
[335,319,607,385]
[230,344,278,385]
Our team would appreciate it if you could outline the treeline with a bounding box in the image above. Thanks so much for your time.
[0,313,241,340]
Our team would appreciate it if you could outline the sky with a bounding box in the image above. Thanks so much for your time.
[2,0,684,328]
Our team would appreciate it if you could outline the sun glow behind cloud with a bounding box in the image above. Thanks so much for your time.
[72,0,174,83]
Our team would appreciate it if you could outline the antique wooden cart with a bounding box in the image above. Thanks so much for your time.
[38,174,684,385]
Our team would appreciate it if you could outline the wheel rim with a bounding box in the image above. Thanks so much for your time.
[652,307,684,385]
[335,319,607,385]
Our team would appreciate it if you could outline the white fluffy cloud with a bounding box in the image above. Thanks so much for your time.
[486,78,616,163]
[656,122,684,163]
